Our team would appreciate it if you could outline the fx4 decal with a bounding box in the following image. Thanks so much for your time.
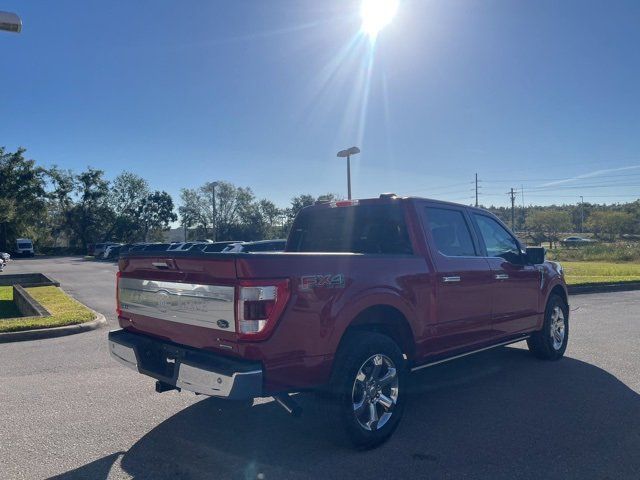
[300,274,345,291]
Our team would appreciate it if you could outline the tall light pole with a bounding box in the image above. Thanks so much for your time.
[211,181,219,242]
[337,146,360,200]
[0,11,22,33]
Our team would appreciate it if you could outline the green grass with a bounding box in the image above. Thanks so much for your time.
[548,242,640,263]
[0,286,95,333]
[562,261,640,285]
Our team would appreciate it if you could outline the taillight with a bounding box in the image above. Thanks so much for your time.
[236,279,290,341]
[116,271,122,317]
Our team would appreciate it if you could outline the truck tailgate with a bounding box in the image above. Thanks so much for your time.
[118,254,240,350]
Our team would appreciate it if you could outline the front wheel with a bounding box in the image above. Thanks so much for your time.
[527,294,569,360]
[323,332,406,449]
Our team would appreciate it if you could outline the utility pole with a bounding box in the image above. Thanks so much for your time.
[211,181,219,242]
[508,188,517,231]
[475,173,479,207]
[521,185,525,228]
[580,196,584,233]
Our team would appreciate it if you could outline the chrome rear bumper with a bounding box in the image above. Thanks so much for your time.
[108,329,263,399]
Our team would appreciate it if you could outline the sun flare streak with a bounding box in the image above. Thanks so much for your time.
[360,0,399,38]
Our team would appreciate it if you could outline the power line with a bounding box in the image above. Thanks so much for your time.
[483,172,640,183]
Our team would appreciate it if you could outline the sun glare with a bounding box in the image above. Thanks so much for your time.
[360,0,399,37]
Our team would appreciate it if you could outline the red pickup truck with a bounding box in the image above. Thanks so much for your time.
[109,195,569,448]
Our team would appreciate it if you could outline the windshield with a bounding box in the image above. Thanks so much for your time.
[18,242,32,249]
[287,204,412,254]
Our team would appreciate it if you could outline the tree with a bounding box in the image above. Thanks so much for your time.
[45,166,76,246]
[587,211,635,240]
[178,188,209,240]
[138,191,177,242]
[179,181,257,241]
[66,168,113,249]
[0,147,47,250]
[525,210,572,248]
[110,171,149,217]
[108,172,150,242]
[210,182,255,240]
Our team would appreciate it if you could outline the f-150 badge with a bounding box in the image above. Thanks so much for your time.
[300,274,345,291]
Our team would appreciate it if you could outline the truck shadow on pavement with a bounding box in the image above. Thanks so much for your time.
[52,347,640,480]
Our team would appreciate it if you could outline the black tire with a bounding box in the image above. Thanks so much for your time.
[527,294,569,360]
[322,331,406,449]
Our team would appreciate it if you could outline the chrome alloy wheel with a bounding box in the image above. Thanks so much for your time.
[550,305,566,350]
[351,354,399,431]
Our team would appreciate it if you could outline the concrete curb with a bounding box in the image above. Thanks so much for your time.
[0,309,107,343]
[568,281,640,295]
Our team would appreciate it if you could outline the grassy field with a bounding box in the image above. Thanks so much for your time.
[0,286,95,333]
[547,242,640,263]
[562,261,640,285]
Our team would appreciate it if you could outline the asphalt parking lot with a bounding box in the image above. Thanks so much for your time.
[1,257,639,479]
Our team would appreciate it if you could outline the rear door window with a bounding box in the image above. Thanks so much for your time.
[424,207,477,257]
[287,204,413,254]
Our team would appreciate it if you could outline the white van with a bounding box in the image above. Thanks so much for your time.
[16,238,34,256]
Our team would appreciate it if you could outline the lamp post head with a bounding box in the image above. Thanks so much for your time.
[337,146,360,158]
[0,11,22,33]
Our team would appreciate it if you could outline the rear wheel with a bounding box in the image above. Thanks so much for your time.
[527,294,569,360]
[323,332,406,449]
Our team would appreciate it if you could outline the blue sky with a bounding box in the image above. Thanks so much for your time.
[1,0,640,208]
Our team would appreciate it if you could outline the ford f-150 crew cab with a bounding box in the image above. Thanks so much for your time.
[109,195,569,448]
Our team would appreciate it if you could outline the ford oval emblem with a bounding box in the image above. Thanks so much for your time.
[216,319,229,329]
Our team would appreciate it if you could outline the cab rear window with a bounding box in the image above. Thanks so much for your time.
[287,204,412,254]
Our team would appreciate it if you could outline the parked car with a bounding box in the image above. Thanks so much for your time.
[109,195,568,448]
[221,239,286,253]
[0,252,8,271]
[103,244,125,260]
[140,243,172,252]
[15,238,34,256]
[167,241,210,252]
[93,242,119,258]
[201,241,241,253]
[561,236,595,247]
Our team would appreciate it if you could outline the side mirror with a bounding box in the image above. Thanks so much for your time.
[525,246,546,265]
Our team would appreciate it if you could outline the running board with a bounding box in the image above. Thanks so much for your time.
[410,335,530,372]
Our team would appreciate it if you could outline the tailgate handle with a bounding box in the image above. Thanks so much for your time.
[152,262,170,270]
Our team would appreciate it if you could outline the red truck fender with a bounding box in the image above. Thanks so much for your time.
[328,287,419,362]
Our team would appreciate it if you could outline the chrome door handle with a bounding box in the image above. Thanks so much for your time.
[495,273,509,280]
[442,276,461,283]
